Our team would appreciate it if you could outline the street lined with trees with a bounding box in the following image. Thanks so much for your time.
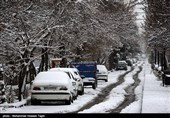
[0,0,140,103]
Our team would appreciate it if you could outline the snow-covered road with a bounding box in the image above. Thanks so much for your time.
[1,61,144,113]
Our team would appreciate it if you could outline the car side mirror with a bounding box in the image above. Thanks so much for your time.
[80,75,85,79]
[97,69,99,72]
[77,78,80,81]
[74,78,77,81]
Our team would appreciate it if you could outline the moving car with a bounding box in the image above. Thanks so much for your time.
[31,71,74,105]
[96,65,108,82]
[115,60,127,70]
[49,68,79,99]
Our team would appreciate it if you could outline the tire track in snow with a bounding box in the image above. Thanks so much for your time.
[71,67,134,113]
[108,66,143,113]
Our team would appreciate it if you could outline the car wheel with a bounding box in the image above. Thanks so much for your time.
[71,97,74,103]
[92,83,96,89]
[65,97,71,105]
[73,92,78,100]
[105,79,108,82]
[79,86,84,95]
[75,92,78,99]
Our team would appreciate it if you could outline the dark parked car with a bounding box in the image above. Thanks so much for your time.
[126,59,133,66]
[115,61,127,70]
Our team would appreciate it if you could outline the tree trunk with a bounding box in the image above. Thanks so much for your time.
[44,47,49,71]
[38,48,45,72]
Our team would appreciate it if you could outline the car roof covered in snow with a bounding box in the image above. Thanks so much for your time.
[49,68,76,76]
[118,60,127,64]
[97,65,107,71]
[33,71,70,86]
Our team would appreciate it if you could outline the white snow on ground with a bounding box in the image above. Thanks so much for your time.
[121,60,170,113]
[79,63,142,113]
[141,61,170,113]
[0,66,129,113]
[121,62,144,113]
[1,59,170,113]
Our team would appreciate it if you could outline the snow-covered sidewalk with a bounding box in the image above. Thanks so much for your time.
[142,61,170,113]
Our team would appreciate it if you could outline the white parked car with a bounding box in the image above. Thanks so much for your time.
[96,65,108,82]
[70,68,84,95]
[49,68,79,99]
[115,60,128,70]
[31,71,74,105]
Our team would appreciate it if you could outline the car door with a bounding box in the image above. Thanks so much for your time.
[65,72,78,97]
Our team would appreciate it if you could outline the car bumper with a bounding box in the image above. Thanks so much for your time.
[31,91,71,101]
[97,75,108,80]
[83,77,96,85]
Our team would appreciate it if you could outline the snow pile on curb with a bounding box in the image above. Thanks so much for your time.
[0,97,31,111]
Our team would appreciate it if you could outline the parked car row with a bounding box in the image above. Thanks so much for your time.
[31,63,109,105]
[70,61,98,89]
[31,67,85,105]
[115,58,137,71]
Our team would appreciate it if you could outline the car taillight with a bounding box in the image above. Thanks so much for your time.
[72,82,76,86]
[33,87,41,90]
[59,86,68,90]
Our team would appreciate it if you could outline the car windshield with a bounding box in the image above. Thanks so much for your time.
[74,72,78,75]
[65,72,72,79]
[97,65,107,71]
[118,61,126,65]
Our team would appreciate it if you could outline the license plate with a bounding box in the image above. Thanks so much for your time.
[44,87,56,90]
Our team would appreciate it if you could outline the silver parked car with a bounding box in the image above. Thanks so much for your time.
[96,65,108,82]
[31,71,74,105]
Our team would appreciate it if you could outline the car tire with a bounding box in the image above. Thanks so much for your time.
[71,97,74,103]
[92,83,96,89]
[65,97,71,105]
[79,86,84,95]
[73,91,78,100]
[75,93,78,100]
[105,79,108,82]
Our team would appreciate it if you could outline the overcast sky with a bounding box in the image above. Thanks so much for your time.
[134,0,145,34]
